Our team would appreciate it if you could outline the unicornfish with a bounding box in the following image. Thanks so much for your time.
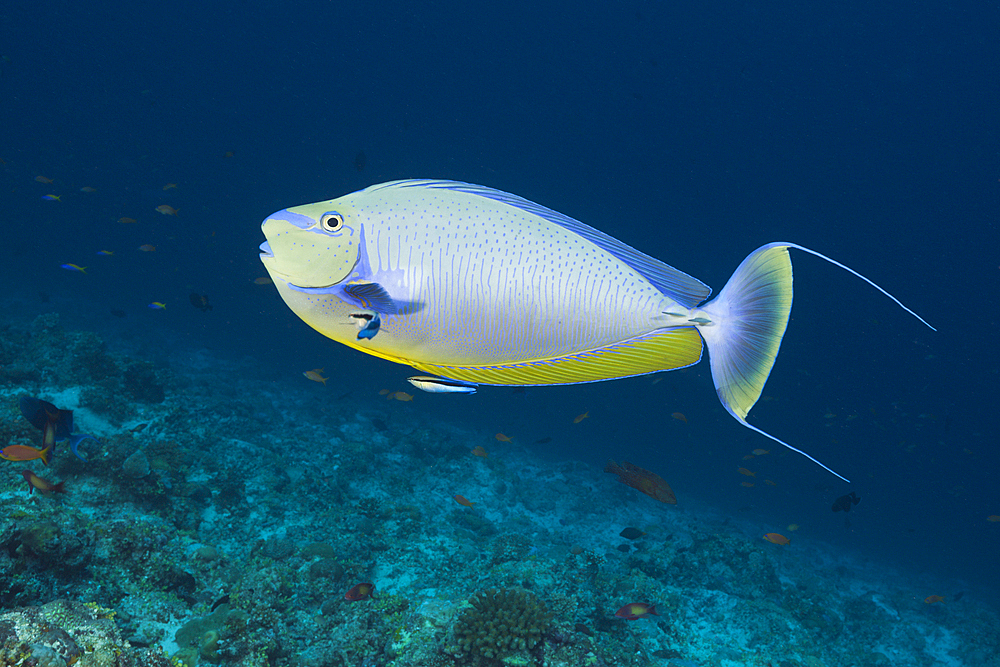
[258,179,934,481]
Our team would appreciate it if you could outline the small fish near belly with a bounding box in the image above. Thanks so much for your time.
[258,179,934,482]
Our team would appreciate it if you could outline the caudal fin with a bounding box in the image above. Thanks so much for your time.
[697,242,934,483]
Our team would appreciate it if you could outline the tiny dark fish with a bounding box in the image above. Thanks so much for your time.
[535,436,553,444]
[110,308,126,318]
[189,292,213,312]
[832,491,861,513]
[574,623,595,637]
[619,527,646,540]
[210,594,230,611]
[129,423,149,433]
[953,591,964,602]
[616,544,631,552]
[354,150,367,171]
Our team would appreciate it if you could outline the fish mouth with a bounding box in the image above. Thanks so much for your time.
[259,241,274,258]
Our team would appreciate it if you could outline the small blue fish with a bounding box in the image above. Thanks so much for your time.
[60,263,87,273]
[148,302,167,310]
[96,250,114,256]
[41,194,61,201]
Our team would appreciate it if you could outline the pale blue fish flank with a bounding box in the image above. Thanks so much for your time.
[353,182,685,363]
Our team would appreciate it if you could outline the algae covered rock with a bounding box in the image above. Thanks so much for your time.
[0,599,170,667]
[452,588,552,660]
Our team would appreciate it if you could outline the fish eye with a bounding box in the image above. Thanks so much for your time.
[320,212,344,232]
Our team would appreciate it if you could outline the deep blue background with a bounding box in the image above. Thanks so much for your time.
[2,1,998,601]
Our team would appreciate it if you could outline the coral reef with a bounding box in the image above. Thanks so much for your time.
[0,316,996,667]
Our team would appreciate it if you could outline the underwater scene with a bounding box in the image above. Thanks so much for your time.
[1,2,998,667]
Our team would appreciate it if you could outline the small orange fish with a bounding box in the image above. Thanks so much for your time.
[0,444,52,466]
[763,533,790,545]
[35,175,53,183]
[671,412,687,423]
[495,433,512,442]
[79,186,97,192]
[389,391,413,402]
[139,244,156,252]
[129,423,149,433]
[223,151,235,158]
[21,470,65,495]
[764,479,777,486]
[738,467,756,477]
[987,515,1000,522]
[471,446,488,458]
[303,369,328,384]
[344,582,375,601]
[252,276,272,285]
[573,411,589,424]
[741,481,755,487]
[742,454,755,460]
[924,595,945,605]
[752,449,770,456]
[118,217,138,224]
[162,183,178,190]
[453,494,474,507]
[155,204,178,216]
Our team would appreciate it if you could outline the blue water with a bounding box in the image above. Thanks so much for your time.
[3,0,997,620]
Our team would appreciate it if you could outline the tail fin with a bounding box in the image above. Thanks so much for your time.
[697,242,934,483]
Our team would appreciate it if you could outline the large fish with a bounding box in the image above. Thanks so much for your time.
[259,180,933,480]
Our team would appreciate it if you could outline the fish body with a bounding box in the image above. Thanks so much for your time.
[41,194,60,201]
[832,491,861,512]
[21,470,65,495]
[453,494,474,507]
[259,180,933,480]
[615,603,658,620]
[924,595,945,605]
[155,205,178,215]
[149,302,167,310]
[304,369,328,384]
[407,376,477,394]
[763,533,790,545]
[18,397,95,462]
[61,263,87,273]
[1,444,51,465]
[344,582,375,601]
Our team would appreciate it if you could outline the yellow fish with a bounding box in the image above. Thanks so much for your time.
[303,368,328,384]
[258,180,934,481]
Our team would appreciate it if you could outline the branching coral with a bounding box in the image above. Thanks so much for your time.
[452,588,552,660]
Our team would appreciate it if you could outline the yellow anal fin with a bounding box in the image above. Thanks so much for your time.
[410,327,703,386]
